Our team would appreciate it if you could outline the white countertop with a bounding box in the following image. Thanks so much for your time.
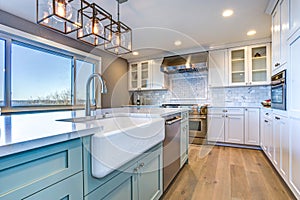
[0,107,188,157]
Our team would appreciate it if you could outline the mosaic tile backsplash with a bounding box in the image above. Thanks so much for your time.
[132,71,271,107]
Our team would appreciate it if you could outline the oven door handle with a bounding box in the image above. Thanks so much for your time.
[166,117,182,125]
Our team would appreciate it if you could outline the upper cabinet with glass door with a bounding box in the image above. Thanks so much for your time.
[128,61,152,91]
[229,43,271,86]
[249,44,271,85]
[229,47,247,86]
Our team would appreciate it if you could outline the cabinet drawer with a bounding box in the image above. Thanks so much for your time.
[24,172,83,200]
[261,108,273,120]
[0,139,82,200]
[208,107,225,114]
[208,107,244,115]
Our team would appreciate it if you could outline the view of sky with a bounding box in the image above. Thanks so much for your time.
[11,42,72,101]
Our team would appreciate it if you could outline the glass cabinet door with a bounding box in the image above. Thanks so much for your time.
[130,63,138,89]
[230,48,246,84]
[140,61,151,89]
[250,46,268,83]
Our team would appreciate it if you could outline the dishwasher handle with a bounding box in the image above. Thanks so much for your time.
[165,117,182,125]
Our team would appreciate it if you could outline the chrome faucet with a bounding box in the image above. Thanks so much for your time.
[85,73,107,116]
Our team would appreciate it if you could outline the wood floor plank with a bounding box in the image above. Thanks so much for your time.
[161,145,296,200]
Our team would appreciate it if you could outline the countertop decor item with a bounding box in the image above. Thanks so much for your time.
[261,99,271,107]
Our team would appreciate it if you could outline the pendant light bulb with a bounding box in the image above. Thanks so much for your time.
[111,32,125,46]
[85,18,104,36]
[48,0,73,22]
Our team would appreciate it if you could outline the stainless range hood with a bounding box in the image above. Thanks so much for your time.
[160,51,208,74]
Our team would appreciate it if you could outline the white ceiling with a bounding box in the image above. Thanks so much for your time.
[0,0,271,60]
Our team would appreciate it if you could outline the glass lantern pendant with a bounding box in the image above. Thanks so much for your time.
[37,0,82,34]
[104,0,132,55]
[77,1,112,46]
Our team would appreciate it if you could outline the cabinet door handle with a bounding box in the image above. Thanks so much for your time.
[275,116,280,120]
[264,120,268,123]
[266,113,269,116]
[139,163,145,168]
[275,63,280,67]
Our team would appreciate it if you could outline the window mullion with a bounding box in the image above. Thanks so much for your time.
[5,38,12,108]
[72,57,76,105]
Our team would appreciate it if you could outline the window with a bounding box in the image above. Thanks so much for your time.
[0,40,4,106]
[0,31,100,112]
[11,42,72,106]
[75,60,95,105]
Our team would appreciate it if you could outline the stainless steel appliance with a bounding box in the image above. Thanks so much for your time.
[163,113,182,191]
[271,70,286,110]
[161,104,208,145]
[188,105,208,145]
[160,52,208,74]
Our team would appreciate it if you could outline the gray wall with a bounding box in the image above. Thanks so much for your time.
[0,9,129,108]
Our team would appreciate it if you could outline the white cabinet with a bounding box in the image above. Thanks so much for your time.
[229,44,271,86]
[207,114,225,142]
[225,114,244,144]
[245,108,260,145]
[208,49,228,87]
[288,23,300,199]
[207,108,244,144]
[289,117,300,198]
[128,59,166,91]
[129,61,151,91]
[180,111,189,168]
[290,0,300,33]
[272,0,289,73]
[261,109,273,153]
[273,114,289,180]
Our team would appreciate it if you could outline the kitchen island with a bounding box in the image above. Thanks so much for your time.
[0,107,189,200]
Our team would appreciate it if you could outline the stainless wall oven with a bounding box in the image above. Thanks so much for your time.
[271,70,286,110]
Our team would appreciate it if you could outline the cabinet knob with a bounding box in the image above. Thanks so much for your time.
[245,108,248,111]
[249,82,252,85]
[266,113,269,116]
[139,163,145,168]
[133,167,139,173]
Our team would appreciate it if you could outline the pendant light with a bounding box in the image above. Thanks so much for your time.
[104,0,132,55]
[37,0,82,34]
[77,0,112,46]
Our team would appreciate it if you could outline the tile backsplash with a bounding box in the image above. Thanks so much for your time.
[132,71,271,107]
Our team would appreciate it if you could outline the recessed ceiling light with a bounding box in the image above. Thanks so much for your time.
[247,30,257,36]
[132,51,139,56]
[222,9,234,17]
[174,40,182,46]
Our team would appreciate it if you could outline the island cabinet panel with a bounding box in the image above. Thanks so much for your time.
[138,145,163,200]
[0,139,83,200]
[83,136,163,200]
[24,172,83,200]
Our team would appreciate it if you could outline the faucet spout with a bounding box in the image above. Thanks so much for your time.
[86,73,107,116]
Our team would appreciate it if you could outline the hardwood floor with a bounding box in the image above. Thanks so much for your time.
[161,145,296,200]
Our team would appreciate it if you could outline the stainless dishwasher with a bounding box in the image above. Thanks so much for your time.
[163,113,182,191]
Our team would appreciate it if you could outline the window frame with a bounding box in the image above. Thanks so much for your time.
[0,30,101,113]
